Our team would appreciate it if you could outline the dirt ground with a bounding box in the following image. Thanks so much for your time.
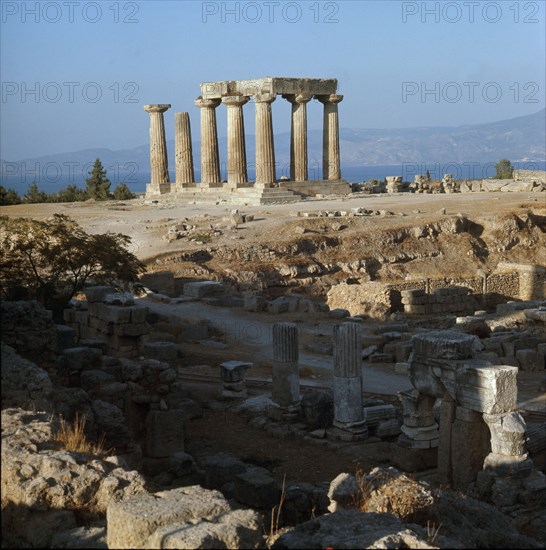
[2,191,545,263]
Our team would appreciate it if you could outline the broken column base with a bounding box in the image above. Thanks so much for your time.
[398,424,440,449]
[327,420,369,442]
[267,402,300,423]
[483,452,534,479]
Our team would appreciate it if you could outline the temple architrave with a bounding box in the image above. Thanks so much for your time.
[144,77,351,205]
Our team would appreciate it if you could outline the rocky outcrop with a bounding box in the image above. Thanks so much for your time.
[1,408,148,548]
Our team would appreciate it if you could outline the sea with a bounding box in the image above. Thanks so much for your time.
[2,162,545,197]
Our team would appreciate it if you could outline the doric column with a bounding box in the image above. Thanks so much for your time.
[254,93,276,188]
[144,104,171,194]
[175,112,195,188]
[195,97,221,187]
[331,323,367,439]
[222,95,249,188]
[270,322,300,420]
[283,93,312,182]
[317,94,343,180]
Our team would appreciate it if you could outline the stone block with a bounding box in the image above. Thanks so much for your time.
[201,452,247,490]
[113,323,149,336]
[129,306,149,324]
[233,466,280,509]
[145,410,185,458]
[98,305,132,324]
[412,330,477,360]
[84,286,115,303]
[515,348,542,371]
[106,486,231,549]
[183,281,225,298]
[455,362,518,414]
[147,509,262,550]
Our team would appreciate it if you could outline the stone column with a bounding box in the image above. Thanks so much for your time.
[283,94,312,182]
[195,97,221,187]
[317,94,343,180]
[220,360,252,398]
[175,112,195,188]
[482,412,533,478]
[222,95,249,188]
[397,389,439,449]
[144,104,171,195]
[330,323,368,440]
[270,322,300,421]
[254,93,276,188]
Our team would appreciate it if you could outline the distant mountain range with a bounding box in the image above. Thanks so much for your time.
[2,108,544,190]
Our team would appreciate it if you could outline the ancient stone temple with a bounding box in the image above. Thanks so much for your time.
[144,77,351,205]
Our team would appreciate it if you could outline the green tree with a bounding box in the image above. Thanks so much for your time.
[425,170,431,181]
[85,159,111,200]
[112,182,135,200]
[22,181,48,204]
[0,186,22,205]
[495,158,514,179]
[58,184,88,203]
[0,214,146,310]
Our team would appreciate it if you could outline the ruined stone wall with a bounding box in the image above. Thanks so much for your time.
[486,272,520,300]
[514,169,546,183]
[401,287,475,316]
[63,286,149,357]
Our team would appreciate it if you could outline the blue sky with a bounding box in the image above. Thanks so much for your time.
[1,0,545,160]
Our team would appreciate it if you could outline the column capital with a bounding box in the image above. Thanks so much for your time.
[195,97,221,109]
[316,93,343,104]
[222,95,250,107]
[144,104,171,113]
[282,93,313,105]
[254,92,276,104]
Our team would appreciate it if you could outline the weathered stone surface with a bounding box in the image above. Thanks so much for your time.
[145,410,185,458]
[1,344,54,412]
[455,363,518,414]
[327,472,358,511]
[107,486,231,549]
[183,281,225,298]
[233,466,280,508]
[147,508,262,549]
[271,509,457,549]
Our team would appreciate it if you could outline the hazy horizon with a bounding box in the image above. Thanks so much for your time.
[2,0,545,163]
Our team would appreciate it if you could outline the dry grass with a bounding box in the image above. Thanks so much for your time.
[354,467,434,520]
[265,474,287,546]
[52,413,110,457]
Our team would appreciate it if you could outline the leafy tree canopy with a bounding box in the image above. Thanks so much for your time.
[0,214,146,309]
[495,158,514,180]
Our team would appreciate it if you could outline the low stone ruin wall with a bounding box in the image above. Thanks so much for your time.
[400,286,475,316]
[63,286,150,357]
